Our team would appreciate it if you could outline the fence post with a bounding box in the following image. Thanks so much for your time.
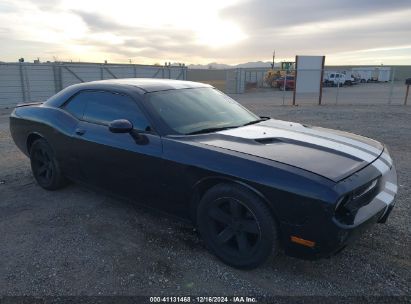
[23,65,31,101]
[319,57,325,105]
[58,65,63,91]
[237,69,240,93]
[237,68,243,94]
[52,64,56,93]
[388,67,395,104]
[52,64,60,93]
[335,76,340,104]
[292,58,298,106]
[53,63,63,91]
[282,69,286,105]
[18,63,26,102]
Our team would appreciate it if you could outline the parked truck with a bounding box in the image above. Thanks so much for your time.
[323,72,356,86]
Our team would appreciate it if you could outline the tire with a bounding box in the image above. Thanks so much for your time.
[197,183,279,269]
[29,138,67,190]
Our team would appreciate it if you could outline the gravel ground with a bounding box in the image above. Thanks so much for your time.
[235,82,407,106]
[0,100,410,297]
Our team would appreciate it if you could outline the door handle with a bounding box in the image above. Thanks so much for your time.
[75,128,86,136]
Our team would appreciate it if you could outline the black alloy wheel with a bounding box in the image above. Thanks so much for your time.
[208,198,260,258]
[197,183,278,269]
[32,146,53,184]
[30,138,67,190]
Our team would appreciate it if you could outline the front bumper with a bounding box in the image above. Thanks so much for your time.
[337,159,397,228]
[282,152,398,260]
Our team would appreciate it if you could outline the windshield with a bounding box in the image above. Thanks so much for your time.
[146,88,261,135]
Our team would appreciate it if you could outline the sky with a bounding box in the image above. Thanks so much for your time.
[0,0,410,65]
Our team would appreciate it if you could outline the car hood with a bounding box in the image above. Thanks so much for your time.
[192,119,384,182]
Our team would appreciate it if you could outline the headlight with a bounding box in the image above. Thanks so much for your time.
[335,195,350,211]
[335,178,379,212]
[352,179,378,201]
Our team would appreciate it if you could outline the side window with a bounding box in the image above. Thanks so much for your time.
[63,93,87,119]
[82,91,150,131]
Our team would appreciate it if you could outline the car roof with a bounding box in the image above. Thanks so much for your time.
[85,78,211,93]
[44,78,213,108]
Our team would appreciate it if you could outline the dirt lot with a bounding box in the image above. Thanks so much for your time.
[0,99,410,297]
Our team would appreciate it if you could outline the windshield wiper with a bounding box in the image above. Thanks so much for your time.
[241,117,270,126]
[186,117,270,135]
[186,126,237,135]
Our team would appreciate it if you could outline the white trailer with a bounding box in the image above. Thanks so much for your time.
[377,67,391,82]
[352,67,391,82]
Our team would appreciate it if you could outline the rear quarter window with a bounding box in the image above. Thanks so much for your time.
[63,93,87,119]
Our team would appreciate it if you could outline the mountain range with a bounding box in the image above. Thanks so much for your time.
[187,61,281,69]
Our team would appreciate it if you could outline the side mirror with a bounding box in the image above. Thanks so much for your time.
[108,119,133,133]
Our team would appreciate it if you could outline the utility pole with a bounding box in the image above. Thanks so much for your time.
[272,50,275,69]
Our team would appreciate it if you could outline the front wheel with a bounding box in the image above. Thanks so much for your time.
[197,183,279,269]
[30,138,67,190]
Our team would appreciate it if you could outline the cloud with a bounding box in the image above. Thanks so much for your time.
[72,10,129,32]
[71,10,205,60]
[0,0,410,64]
[31,0,62,10]
[217,1,411,63]
[221,0,411,29]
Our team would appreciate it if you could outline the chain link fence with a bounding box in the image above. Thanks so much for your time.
[240,67,409,105]
[1,63,409,108]
[0,62,187,107]
[187,66,410,105]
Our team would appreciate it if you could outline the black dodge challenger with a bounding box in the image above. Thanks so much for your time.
[10,79,397,269]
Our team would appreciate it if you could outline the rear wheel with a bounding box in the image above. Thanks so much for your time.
[30,138,67,190]
[197,183,279,269]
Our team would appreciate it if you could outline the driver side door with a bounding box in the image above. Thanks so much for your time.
[68,90,164,203]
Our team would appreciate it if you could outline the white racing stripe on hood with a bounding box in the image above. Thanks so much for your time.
[219,126,375,161]
[262,120,382,156]
[380,153,393,166]
[375,191,395,205]
[385,182,398,194]
[372,159,390,175]
[218,125,390,174]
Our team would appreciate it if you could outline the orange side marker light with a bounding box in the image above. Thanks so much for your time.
[291,236,316,248]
